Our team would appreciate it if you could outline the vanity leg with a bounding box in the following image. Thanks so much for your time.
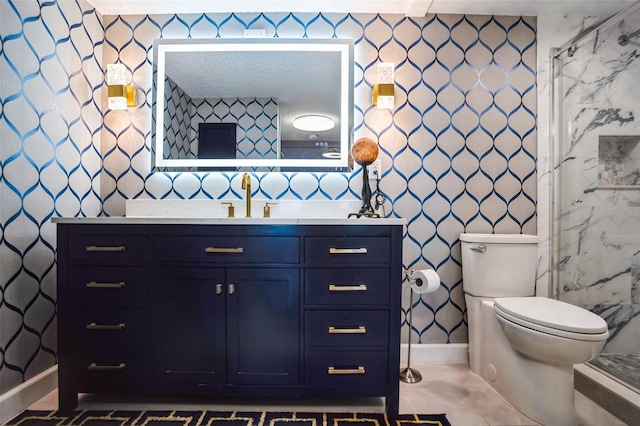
[386,391,399,417]
[58,386,78,414]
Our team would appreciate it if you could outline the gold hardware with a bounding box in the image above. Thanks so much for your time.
[329,247,368,254]
[205,247,244,254]
[263,201,277,218]
[241,172,252,217]
[86,282,126,289]
[87,363,126,371]
[328,326,366,334]
[228,284,235,295]
[328,284,367,292]
[221,202,235,218]
[373,83,394,106]
[86,323,125,330]
[86,246,126,252]
[216,283,223,295]
[328,366,365,375]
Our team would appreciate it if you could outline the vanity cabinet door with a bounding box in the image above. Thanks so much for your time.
[152,266,300,386]
[153,267,227,385]
[226,268,300,385]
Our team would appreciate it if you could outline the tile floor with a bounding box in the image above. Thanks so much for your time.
[28,363,628,426]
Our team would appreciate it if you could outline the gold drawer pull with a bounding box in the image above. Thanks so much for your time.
[329,284,367,292]
[329,247,368,254]
[86,282,125,289]
[329,326,366,334]
[86,246,126,252]
[87,363,126,371]
[86,323,126,331]
[205,247,244,253]
[328,366,365,375]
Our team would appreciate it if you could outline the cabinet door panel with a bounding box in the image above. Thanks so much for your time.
[153,267,226,384]
[226,268,300,385]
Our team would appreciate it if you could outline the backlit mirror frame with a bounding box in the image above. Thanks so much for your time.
[152,38,354,171]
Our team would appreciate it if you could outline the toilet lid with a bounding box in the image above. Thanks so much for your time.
[494,297,608,335]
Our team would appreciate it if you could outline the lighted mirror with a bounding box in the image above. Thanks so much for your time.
[151,38,354,172]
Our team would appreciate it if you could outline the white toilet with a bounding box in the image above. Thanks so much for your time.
[460,233,609,426]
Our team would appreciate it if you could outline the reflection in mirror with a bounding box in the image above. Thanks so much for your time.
[151,39,354,172]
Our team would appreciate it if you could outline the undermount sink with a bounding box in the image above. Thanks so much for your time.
[125,199,363,219]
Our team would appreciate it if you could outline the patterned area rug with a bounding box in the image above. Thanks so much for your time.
[7,410,451,426]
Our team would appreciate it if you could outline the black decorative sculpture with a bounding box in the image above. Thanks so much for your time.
[349,137,380,218]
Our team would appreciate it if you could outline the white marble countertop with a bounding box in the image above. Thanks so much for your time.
[51,217,406,226]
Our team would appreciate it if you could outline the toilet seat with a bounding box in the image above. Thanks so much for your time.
[494,297,609,341]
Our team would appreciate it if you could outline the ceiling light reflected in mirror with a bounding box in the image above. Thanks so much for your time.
[293,115,335,132]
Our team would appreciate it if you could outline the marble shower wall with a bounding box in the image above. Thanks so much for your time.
[555,10,640,354]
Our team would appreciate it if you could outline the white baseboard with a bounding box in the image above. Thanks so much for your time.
[0,365,58,425]
[400,343,469,365]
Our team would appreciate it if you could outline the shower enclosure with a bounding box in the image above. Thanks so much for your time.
[551,1,640,394]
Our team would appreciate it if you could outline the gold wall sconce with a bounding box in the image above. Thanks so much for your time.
[106,63,137,110]
[373,62,395,109]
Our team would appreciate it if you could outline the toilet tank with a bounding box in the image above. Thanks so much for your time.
[460,233,538,297]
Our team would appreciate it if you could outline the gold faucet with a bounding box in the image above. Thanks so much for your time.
[241,173,251,217]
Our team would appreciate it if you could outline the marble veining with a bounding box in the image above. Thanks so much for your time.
[555,9,640,367]
[591,353,640,392]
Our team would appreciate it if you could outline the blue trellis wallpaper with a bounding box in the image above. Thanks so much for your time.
[163,76,193,159]
[162,74,279,162]
[0,0,536,396]
[0,0,103,393]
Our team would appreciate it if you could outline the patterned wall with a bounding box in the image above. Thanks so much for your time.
[163,75,279,161]
[0,0,103,393]
[102,13,538,346]
[189,97,279,159]
[0,2,537,396]
[163,77,193,159]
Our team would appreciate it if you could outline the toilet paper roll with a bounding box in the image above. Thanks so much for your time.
[410,269,440,294]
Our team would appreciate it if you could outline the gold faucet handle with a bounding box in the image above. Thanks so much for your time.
[263,202,278,218]
[221,202,235,218]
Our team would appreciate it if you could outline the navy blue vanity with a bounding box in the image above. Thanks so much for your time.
[54,218,403,415]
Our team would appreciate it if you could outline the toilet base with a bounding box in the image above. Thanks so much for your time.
[466,295,576,426]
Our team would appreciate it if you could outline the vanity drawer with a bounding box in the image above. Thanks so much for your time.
[67,234,150,263]
[305,237,390,265]
[305,350,388,389]
[305,311,389,347]
[62,307,150,384]
[64,307,149,353]
[66,266,149,305]
[305,268,390,306]
[71,351,149,386]
[154,236,299,264]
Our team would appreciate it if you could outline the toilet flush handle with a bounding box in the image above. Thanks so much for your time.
[470,244,486,253]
